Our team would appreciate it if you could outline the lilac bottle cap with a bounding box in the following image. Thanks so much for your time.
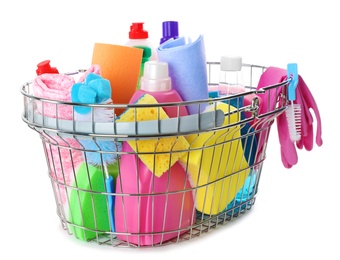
[160,21,179,44]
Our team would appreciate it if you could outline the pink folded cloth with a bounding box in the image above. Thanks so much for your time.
[77,64,101,83]
[44,138,84,204]
[256,67,323,168]
[33,73,75,120]
[32,64,101,120]
[32,72,85,204]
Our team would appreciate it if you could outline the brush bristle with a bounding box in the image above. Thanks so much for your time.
[75,99,121,165]
[80,139,122,166]
[286,103,302,142]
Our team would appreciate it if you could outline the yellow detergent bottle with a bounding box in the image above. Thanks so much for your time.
[180,101,250,215]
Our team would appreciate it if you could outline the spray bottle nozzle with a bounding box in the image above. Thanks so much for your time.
[131,22,143,30]
[36,60,59,75]
[129,22,148,39]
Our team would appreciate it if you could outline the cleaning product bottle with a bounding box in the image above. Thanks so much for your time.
[115,92,195,246]
[218,55,258,166]
[218,55,245,102]
[129,60,188,117]
[115,143,195,246]
[125,22,157,61]
[134,46,152,89]
[160,21,179,44]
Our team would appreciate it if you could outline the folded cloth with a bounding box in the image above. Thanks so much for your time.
[33,73,75,120]
[157,35,209,114]
[78,64,101,83]
[32,70,96,204]
[45,138,84,204]
[256,67,323,168]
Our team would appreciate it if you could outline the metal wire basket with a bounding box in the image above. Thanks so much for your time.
[21,62,289,248]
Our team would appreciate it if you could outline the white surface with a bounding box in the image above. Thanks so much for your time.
[1,0,338,259]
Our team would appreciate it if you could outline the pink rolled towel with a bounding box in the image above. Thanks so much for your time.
[77,64,101,83]
[33,73,75,120]
[32,73,83,204]
[44,137,84,204]
[32,64,101,119]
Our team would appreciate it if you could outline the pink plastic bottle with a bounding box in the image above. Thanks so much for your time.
[115,143,195,246]
[129,60,188,117]
[115,61,195,245]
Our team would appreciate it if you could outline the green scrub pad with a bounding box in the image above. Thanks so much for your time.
[68,162,118,241]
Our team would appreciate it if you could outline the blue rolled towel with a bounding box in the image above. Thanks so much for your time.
[157,35,209,115]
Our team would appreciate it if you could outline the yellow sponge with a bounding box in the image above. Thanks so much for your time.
[180,102,250,215]
[116,94,190,177]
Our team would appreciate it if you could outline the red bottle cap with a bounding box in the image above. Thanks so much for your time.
[36,60,59,75]
[128,22,148,39]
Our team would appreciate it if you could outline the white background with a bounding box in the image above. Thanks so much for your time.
[1,0,338,259]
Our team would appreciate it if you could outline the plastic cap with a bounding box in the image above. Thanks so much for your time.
[36,60,59,75]
[140,61,172,92]
[160,21,179,44]
[220,55,242,71]
[129,22,148,39]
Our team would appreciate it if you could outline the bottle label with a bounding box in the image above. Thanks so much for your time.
[218,84,245,96]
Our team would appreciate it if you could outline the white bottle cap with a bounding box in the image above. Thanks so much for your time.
[220,55,242,71]
[140,61,172,92]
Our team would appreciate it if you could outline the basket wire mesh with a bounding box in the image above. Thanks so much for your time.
[21,62,289,247]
